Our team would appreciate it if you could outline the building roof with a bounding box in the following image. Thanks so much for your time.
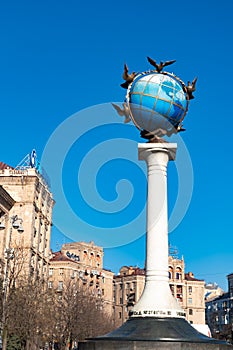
[0,185,15,212]
[185,272,204,282]
[50,251,75,262]
[0,161,13,170]
[206,292,230,303]
[114,266,145,278]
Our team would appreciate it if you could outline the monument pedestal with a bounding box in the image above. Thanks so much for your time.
[78,317,232,349]
[78,144,233,350]
[78,317,231,349]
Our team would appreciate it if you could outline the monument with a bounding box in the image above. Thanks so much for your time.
[78,58,232,349]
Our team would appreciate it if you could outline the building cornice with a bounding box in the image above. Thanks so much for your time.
[0,185,15,211]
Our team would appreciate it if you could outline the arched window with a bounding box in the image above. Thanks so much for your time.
[83,250,87,260]
[168,266,173,279]
[176,267,182,280]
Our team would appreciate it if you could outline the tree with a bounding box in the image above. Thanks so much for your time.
[0,245,27,350]
[6,277,56,349]
[50,279,114,349]
[1,246,115,349]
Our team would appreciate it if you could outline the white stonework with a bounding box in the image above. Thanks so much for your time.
[131,143,185,318]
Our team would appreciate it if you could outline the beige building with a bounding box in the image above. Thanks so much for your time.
[205,283,224,302]
[113,256,205,326]
[0,182,15,279]
[49,241,114,314]
[0,161,54,280]
[113,266,145,327]
[168,256,205,325]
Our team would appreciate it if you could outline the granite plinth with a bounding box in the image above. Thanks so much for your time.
[78,317,233,350]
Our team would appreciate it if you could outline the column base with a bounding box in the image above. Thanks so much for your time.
[78,317,232,349]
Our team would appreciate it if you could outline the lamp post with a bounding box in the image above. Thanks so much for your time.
[0,214,24,350]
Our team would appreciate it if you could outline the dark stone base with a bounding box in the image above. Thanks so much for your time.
[78,317,233,349]
[79,341,233,349]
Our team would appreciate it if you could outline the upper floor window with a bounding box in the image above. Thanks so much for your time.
[176,267,182,280]
[49,268,53,276]
[188,286,192,293]
[168,267,173,279]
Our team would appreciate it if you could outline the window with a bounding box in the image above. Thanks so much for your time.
[119,312,122,319]
[189,309,193,315]
[96,254,101,266]
[176,267,182,280]
[49,268,53,276]
[58,281,63,291]
[170,284,174,294]
[59,268,63,275]
[222,301,227,309]
[48,281,53,289]
[188,286,192,293]
[177,285,182,294]
[120,297,123,304]
[188,298,192,304]
[168,267,173,279]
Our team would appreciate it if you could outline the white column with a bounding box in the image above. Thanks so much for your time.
[131,143,185,319]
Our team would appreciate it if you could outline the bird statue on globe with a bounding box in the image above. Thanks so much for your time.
[113,56,197,143]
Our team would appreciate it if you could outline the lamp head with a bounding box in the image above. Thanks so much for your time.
[17,224,24,233]
[12,221,19,229]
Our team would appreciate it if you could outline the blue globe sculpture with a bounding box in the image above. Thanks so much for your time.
[126,72,189,136]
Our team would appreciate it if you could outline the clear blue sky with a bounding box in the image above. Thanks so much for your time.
[1,0,233,290]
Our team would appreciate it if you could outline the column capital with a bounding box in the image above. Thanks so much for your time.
[138,143,177,161]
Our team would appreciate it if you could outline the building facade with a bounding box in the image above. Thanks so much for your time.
[113,256,205,327]
[0,163,54,280]
[0,184,15,280]
[49,241,114,314]
[206,274,233,342]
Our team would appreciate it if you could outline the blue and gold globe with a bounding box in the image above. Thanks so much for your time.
[126,72,189,134]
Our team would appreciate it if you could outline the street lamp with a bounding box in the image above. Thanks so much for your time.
[0,214,24,350]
